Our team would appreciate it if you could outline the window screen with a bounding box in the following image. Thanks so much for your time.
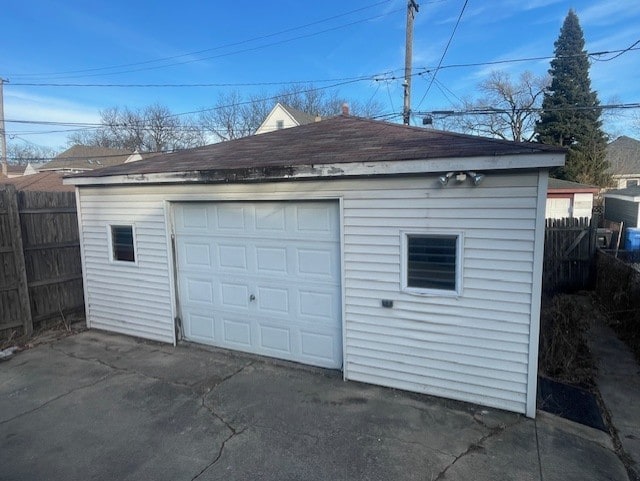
[407,235,457,291]
[276,120,285,129]
[111,225,135,262]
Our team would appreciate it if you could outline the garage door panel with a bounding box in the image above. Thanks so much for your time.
[175,201,342,369]
[259,324,292,354]
[255,205,287,231]
[218,244,248,270]
[216,205,247,230]
[185,311,215,341]
[184,277,214,304]
[256,246,288,273]
[220,283,250,308]
[222,316,252,347]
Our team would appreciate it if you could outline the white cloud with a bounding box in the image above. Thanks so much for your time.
[5,90,100,148]
[579,1,640,26]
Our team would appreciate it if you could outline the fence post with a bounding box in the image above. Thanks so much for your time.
[5,185,33,335]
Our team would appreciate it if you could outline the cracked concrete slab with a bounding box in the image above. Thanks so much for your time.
[1,367,229,480]
[0,330,631,481]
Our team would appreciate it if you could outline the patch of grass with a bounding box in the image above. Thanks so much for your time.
[539,294,596,387]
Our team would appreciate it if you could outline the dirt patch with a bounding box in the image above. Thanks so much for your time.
[538,293,596,387]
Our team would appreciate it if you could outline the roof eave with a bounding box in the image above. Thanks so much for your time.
[65,152,565,186]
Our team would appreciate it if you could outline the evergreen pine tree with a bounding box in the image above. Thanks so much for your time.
[535,10,610,186]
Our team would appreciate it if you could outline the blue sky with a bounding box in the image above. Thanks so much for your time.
[2,0,639,152]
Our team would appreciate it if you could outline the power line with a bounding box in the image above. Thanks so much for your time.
[415,0,468,110]
[7,45,639,88]
[8,8,404,81]
[592,39,640,62]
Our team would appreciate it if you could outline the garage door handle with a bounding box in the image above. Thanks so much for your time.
[249,294,256,302]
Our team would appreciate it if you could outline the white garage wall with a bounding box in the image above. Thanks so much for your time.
[76,170,544,415]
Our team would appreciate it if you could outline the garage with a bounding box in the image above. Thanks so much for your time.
[173,200,342,369]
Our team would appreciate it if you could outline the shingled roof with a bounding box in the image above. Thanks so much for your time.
[280,104,317,125]
[606,136,640,175]
[71,116,564,180]
[41,145,132,171]
[0,171,74,192]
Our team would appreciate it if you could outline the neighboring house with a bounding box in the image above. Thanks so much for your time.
[40,146,134,173]
[66,115,565,417]
[0,171,75,192]
[604,185,640,229]
[546,178,599,219]
[254,102,319,134]
[5,164,28,178]
[605,136,640,189]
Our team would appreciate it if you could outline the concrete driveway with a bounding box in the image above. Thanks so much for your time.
[0,330,629,481]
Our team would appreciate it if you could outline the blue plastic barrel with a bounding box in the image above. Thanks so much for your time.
[625,227,640,251]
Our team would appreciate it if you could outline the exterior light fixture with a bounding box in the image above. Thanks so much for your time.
[438,171,485,187]
[468,171,486,186]
[438,172,454,185]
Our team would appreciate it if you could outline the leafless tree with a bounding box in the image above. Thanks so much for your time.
[440,71,549,142]
[6,142,58,164]
[67,104,203,152]
[199,85,384,141]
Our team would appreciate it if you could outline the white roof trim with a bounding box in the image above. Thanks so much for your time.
[605,193,640,202]
[65,152,565,186]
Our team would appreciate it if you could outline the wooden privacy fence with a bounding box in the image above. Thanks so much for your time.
[0,185,84,336]
[543,216,598,293]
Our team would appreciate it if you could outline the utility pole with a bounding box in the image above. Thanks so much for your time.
[403,0,419,126]
[0,79,7,177]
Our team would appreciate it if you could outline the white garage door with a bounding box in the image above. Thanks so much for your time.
[174,201,342,369]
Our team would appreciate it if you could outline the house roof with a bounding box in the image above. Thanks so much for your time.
[40,145,133,171]
[6,164,27,176]
[604,185,640,197]
[547,178,599,193]
[0,171,75,192]
[280,104,317,125]
[605,136,640,176]
[68,116,565,184]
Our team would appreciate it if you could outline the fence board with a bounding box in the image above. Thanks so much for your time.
[543,216,597,293]
[0,186,84,337]
[1,185,32,334]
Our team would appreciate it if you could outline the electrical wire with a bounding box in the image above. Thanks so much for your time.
[415,0,468,110]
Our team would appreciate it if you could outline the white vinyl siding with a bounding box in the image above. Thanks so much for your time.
[76,191,175,343]
[76,169,544,415]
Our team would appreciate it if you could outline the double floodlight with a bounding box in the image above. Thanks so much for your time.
[438,171,485,186]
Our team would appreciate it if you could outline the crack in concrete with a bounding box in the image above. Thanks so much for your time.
[190,426,247,481]
[433,417,521,481]
[190,361,255,480]
[0,372,115,426]
[49,344,194,390]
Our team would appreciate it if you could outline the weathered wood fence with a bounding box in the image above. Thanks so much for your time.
[0,185,84,336]
[543,217,598,293]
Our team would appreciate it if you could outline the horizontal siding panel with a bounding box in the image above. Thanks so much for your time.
[346,369,525,414]
[89,303,172,326]
[345,196,537,209]
[465,248,533,262]
[345,304,531,334]
[345,313,530,347]
[346,356,526,400]
[87,289,171,310]
[90,319,173,344]
[344,285,531,316]
[465,267,532,284]
[346,208,536,220]
[465,238,533,252]
[348,343,527,383]
[344,217,535,229]
[347,329,528,365]
[465,257,532,273]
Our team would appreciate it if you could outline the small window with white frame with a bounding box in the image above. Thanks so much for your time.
[401,232,462,296]
[109,224,136,263]
[276,119,285,129]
